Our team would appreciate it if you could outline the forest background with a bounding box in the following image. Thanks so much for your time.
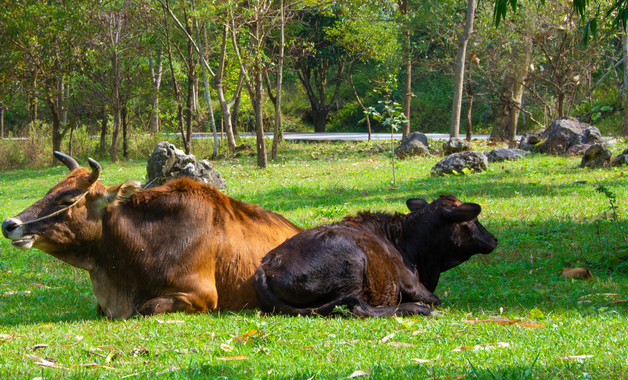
[1,0,627,168]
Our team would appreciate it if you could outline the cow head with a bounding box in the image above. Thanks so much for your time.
[404,195,498,291]
[2,152,141,269]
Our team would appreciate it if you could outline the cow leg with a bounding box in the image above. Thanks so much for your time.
[137,288,218,316]
[397,266,441,306]
[348,297,433,317]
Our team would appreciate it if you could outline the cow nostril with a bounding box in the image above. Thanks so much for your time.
[2,219,20,236]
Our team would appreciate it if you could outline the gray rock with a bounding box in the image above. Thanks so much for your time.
[145,141,227,189]
[611,151,628,167]
[580,144,612,168]
[442,138,471,156]
[537,117,605,155]
[486,148,529,162]
[518,131,543,151]
[431,151,489,176]
[395,132,430,159]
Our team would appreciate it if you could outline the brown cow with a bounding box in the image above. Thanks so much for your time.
[2,152,302,318]
[253,195,497,317]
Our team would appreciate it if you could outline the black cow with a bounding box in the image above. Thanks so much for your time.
[253,195,498,317]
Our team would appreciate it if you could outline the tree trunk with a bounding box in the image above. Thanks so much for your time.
[30,75,38,126]
[271,0,285,160]
[623,27,628,136]
[232,92,241,138]
[163,5,186,148]
[399,0,411,137]
[0,106,4,138]
[122,102,128,158]
[184,18,195,154]
[99,106,108,155]
[48,98,62,155]
[148,51,163,134]
[449,0,476,139]
[348,73,371,141]
[110,50,121,163]
[465,75,473,142]
[190,0,219,159]
[312,107,328,133]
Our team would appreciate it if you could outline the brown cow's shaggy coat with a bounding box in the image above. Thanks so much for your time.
[253,195,498,317]
[2,153,301,318]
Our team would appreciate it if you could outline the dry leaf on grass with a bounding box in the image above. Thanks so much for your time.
[379,333,395,343]
[387,341,415,348]
[24,354,62,369]
[465,317,519,325]
[464,317,544,328]
[2,290,31,296]
[411,358,432,364]
[0,334,18,342]
[216,356,248,361]
[561,355,593,361]
[453,342,510,352]
[30,344,49,350]
[220,343,234,352]
[348,369,371,378]
[561,267,593,279]
[63,333,83,341]
[155,319,185,324]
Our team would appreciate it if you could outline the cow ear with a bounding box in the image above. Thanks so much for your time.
[102,180,142,207]
[406,198,428,211]
[442,203,481,222]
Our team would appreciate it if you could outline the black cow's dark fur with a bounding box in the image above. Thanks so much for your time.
[253,195,498,317]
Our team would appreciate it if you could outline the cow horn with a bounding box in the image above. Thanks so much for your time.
[87,158,102,184]
[54,151,80,171]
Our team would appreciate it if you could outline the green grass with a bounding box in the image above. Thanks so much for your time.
[0,139,627,378]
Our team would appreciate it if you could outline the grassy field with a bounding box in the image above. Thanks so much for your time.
[0,139,627,379]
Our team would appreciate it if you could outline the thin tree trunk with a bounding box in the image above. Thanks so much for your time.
[449,0,476,139]
[184,14,195,154]
[149,51,163,134]
[465,75,473,142]
[122,102,128,158]
[191,0,219,158]
[271,0,285,160]
[0,106,4,138]
[48,97,62,154]
[110,50,121,163]
[623,27,628,136]
[348,73,371,141]
[99,106,108,155]
[162,0,186,146]
[30,75,38,126]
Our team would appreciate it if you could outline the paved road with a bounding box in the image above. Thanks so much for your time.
[192,132,495,141]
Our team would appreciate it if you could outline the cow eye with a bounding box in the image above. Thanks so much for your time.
[57,198,76,207]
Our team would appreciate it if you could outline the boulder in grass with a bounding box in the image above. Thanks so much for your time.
[431,151,489,176]
[485,148,529,163]
[611,149,628,167]
[536,117,605,155]
[146,141,227,189]
[518,132,543,152]
[580,144,611,168]
[395,132,430,159]
[442,138,471,156]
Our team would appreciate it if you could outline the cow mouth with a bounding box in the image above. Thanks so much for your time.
[10,236,35,250]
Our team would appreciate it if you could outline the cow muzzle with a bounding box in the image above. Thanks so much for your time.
[2,218,35,250]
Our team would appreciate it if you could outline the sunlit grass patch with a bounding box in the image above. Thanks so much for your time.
[0,140,626,378]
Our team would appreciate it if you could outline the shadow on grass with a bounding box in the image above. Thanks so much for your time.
[0,285,99,325]
[239,165,626,220]
[149,359,627,379]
